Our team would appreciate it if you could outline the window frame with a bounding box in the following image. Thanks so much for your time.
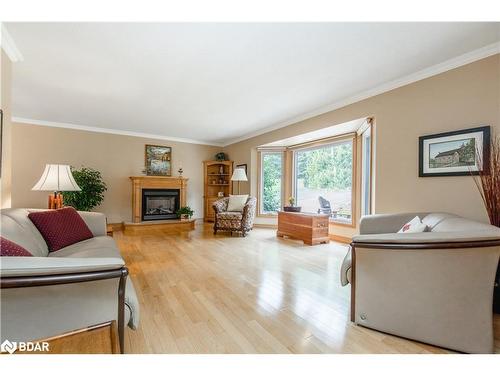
[291,135,356,227]
[257,150,285,217]
[360,124,373,216]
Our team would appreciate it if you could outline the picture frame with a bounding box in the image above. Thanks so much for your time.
[236,163,247,176]
[145,144,172,176]
[419,126,490,177]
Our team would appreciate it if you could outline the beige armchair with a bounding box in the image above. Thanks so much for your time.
[341,212,500,353]
[212,197,257,236]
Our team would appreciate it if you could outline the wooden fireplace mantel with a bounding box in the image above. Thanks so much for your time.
[130,176,188,223]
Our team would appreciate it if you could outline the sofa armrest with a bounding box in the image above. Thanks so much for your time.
[353,230,500,245]
[212,198,229,214]
[0,256,125,277]
[77,211,107,236]
[340,246,352,286]
[359,212,429,234]
[242,197,257,225]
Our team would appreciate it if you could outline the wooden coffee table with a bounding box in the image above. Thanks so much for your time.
[277,211,330,245]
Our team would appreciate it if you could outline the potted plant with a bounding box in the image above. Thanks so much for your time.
[177,206,194,220]
[283,196,301,212]
[64,167,107,211]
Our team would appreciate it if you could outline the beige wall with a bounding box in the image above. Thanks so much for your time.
[7,55,500,231]
[1,49,13,208]
[224,55,500,236]
[11,123,220,222]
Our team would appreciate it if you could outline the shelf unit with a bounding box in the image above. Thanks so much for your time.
[203,160,233,222]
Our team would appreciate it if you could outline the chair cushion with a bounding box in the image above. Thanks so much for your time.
[48,236,121,258]
[227,195,248,212]
[217,211,243,220]
[28,207,94,252]
[0,237,33,257]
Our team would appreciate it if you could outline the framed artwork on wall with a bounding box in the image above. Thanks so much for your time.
[419,126,490,177]
[145,144,172,176]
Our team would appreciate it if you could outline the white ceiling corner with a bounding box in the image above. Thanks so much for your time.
[0,23,23,62]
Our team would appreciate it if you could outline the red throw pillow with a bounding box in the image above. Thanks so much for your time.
[0,237,33,256]
[28,207,94,252]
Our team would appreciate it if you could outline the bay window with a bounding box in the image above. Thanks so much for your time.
[293,138,354,224]
[259,151,284,215]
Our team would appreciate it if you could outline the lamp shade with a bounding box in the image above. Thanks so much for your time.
[32,164,81,192]
[231,168,248,182]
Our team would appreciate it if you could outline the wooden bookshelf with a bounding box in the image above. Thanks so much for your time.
[203,160,233,222]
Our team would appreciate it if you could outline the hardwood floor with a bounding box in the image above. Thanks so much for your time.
[115,224,500,354]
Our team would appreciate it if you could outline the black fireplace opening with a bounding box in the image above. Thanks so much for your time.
[142,189,180,221]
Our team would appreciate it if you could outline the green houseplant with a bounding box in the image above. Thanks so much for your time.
[176,206,194,220]
[64,167,107,211]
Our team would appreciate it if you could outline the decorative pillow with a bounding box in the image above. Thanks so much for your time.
[0,237,33,256]
[28,207,93,252]
[227,194,249,212]
[398,216,428,234]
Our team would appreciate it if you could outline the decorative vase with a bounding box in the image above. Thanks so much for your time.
[180,214,189,221]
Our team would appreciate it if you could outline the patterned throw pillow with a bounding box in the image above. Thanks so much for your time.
[28,207,94,252]
[0,237,33,256]
[397,216,428,234]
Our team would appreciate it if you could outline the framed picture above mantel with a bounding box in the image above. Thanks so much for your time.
[419,126,490,177]
[145,144,172,176]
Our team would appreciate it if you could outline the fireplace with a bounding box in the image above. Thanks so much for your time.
[130,176,188,223]
[142,189,180,221]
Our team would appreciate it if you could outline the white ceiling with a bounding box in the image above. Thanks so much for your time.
[6,22,500,146]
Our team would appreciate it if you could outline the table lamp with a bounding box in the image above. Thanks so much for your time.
[231,168,248,194]
[32,164,81,209]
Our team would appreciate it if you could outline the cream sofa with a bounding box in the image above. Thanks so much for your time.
[341,212,500,354]
[0,208,140,353]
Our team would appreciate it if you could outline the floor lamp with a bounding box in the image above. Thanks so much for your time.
[32,164,82,209]
[231,168,248,194]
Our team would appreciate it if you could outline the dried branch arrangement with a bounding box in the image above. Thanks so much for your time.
[472,135,500,227]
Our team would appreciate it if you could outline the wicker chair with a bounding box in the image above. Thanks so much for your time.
[212,197,257,236]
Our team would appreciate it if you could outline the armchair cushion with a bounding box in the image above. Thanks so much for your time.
[28,207,94,252]
[227,194,249,212]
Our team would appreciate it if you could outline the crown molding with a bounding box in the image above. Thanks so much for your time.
[222,42,500,147]
[12,117,223,147]
[0,24,23,62]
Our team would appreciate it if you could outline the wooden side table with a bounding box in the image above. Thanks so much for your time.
[277,211,330,245]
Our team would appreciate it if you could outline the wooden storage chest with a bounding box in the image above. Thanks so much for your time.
[277,211,330,245]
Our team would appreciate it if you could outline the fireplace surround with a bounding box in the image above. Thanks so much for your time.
[129,176,188,223]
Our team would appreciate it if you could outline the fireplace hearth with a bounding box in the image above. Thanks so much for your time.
[142,189,180,221]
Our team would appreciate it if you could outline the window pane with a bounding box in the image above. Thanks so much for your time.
[294,141,353,223]
[261,152,283,214]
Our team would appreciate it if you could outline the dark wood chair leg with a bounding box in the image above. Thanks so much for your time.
[117,267,128,354]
